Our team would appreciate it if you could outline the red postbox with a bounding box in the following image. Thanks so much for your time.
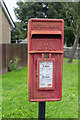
[27,18,64,102]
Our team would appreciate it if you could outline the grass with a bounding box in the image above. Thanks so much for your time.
[2,58,78,118]
[0,75,2,120]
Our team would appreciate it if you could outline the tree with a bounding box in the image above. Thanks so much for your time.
[46,3,76,46]
[11,24,20,41]
[14,2,66,39]
[11,22,26,41]
[13,2,48,39]
[64,27,75,46]
[67,2,80,63]
[13,2,78,50]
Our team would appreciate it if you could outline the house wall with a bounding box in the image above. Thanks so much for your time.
[0,5,2,75]
[0,5,2,44]
[2,8,11,43]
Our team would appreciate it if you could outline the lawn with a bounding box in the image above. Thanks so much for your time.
[2,58,78,118]
[0,75,2,120]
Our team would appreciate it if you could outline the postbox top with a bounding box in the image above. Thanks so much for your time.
[28,18,64,35]
[28,18,64,22]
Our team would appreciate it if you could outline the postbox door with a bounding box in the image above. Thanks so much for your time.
[33,53,62,100]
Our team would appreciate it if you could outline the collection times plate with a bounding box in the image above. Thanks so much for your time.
[39,61,53,88]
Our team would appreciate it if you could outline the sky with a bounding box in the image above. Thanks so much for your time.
[4,0,18,21]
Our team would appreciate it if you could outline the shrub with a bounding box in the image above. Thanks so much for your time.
[8,57,20,71]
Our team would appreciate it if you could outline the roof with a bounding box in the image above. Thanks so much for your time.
[0,0,15,27]
[20,38,27,44]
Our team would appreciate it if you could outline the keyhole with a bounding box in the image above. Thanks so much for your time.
[44,54,49,58]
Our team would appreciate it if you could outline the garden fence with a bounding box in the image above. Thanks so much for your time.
[0,44,27,75]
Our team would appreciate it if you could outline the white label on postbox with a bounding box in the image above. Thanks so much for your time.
[39,61,53,88]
